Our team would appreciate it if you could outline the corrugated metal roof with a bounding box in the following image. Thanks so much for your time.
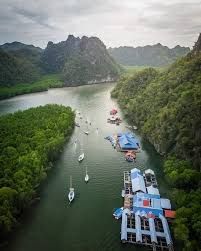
[133,207,163,217]
[137,192,160,199]
[151,198,161,209]
[131,175,146,193]
[118,133,139,149]
[131,168,141,173]
[147,185,160,195]
[161,198,171,209]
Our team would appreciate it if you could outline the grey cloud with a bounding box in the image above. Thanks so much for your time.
[13,7,55,29]
[0,0,200,48]
[138,2,201,31]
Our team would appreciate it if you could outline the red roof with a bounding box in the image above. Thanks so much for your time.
[143,199,150,207]
[165,210,176,218]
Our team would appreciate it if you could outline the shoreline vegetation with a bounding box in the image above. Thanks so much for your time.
[0,66,157,102]
[0,104,75,240]
[111,52,201,250]
[0,74,118,101]
[0,74,63,100]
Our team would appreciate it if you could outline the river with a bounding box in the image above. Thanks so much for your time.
[0,83,167,251]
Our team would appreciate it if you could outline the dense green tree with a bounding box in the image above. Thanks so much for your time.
[0,104,75,238]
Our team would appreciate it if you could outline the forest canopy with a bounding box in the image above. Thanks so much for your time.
[111,51,201,250]
[0,104,75,238]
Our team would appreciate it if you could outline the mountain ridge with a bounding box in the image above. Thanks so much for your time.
[0,41,43,53]
[42,35,122,84]
[0,35,121,89]
[108,43,190,66]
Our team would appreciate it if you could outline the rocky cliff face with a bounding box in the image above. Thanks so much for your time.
[192,33,201,54]
[42,35,121,85]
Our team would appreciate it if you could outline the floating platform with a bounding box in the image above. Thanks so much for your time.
[121,209,174,251]
[105,132,140,152]
[115,168,174,251]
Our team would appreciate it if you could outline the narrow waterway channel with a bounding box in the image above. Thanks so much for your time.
[0,83,168,251]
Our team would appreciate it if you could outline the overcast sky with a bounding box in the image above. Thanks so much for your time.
[0,0,200,48]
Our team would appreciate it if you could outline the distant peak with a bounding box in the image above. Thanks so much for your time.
[67,34,76,41]
[47,41,54,47]
[155,43,162,46]
[81,35,89,40]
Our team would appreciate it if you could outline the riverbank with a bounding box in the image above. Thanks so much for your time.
[0,104,75,241]
[0,74,64,100]
[0,74,118,101]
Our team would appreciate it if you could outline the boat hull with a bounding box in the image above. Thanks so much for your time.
[68,191,75,203]
[85,174,89,182]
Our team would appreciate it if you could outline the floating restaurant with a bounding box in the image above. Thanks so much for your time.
[114,168,175,251]
[105,132,140,152]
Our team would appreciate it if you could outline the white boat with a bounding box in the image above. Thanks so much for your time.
[133,126,138,130]
[84,131,89,135]
[85,166,89,183]
[68,176,75,203]
[78,153,84,162]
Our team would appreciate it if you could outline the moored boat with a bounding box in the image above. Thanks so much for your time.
[125,151,136,162]
[113,207,123,219]
[78,153,84,162]
[68,176,75,203]
[85,166,89,183]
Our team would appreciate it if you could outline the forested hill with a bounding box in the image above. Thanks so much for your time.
[108,44,190,66]
[0,42,44,86]
[112,50,201,169]
[0,49,42,86]
[111,34,201,250]
[0,35,121,90]
[0,41,43,53]
[42,35,121,85]
[0,104,75,238]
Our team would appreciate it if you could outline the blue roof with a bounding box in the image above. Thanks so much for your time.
[113,208,123,219]
[133,207,163,217]
[137,192,160,199]
[118,133,139,150]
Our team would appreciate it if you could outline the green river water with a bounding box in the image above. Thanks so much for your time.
[0,83,169,251]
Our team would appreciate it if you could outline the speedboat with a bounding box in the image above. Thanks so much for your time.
[78,153,84,162]
[113,207,123,219]
[84,131,89,135]
[68,176,75,203]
